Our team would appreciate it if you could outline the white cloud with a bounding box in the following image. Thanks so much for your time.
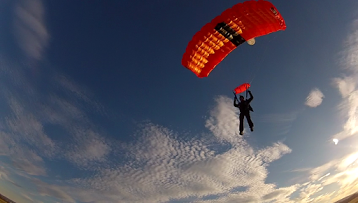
[68,97,294,203]
[13,0,49,61]
[6,96,56,157]
[259,112,298,123]
[56,75,105,115]
[305,88,325,108]
[0,132,14,156]
[42,94,89,127]
[0,56,330,203]
[0,5,357,203]
[262,186,298,202]
[0,53,112,171]
[332,20,358,141]
[65,128,111,168]
[10,145,47,176]
[18,193,35,203]
[34,180,76,203]
[259,111,299,135]
[290,151,358,203]
[0,166,11,182]
[334,77,356,98]
[205,96,243,144]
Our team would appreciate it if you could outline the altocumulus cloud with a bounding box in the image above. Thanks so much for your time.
[0,63,298,203]
[0,50,297,202]
[0,54,298,202]
[70,96,296,203]
[305,88,325,108]
[0,53,314,203]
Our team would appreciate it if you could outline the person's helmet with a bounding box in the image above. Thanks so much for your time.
[239,95,244,100]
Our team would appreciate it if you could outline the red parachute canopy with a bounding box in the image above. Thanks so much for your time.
[234,83,251,94]
[182,0,286,78]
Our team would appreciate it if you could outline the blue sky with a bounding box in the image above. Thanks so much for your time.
[1,0,358,202]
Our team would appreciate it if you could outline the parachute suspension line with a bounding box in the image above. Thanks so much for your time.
[245,84,250,100]
[248,34,278,86]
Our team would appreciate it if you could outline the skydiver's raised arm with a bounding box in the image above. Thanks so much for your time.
[247,90,253,103]
[234,96,239,107]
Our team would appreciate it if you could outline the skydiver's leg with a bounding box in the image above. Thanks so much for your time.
[239,113,244,134]
[246,113,254,131]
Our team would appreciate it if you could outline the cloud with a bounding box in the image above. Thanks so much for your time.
[65,128,111,169]
[205,96,243,144]
[56,75,105,115]
[33,179,76,203]
[13,0,49,61]
[1,5,357,203]
[0,51,112,170]
[0,53,115,202]
[0,140,47,176]
[287,150,358,202]
[259,112,298,123]
[305,88,325,108]
[258,111,299,135]
[67,96,295,203]
[262,186,298,201]
[0,132,14,156]
[331,20,358,141]
[0,55,308,203]
[0,51,334,203]
[18,194,35,203]
[0,167,11,182]
[334,76,356,98]
[11,151,47,176]
[6,96,56,157]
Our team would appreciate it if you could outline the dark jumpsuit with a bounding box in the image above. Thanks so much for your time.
[234,91,254,133]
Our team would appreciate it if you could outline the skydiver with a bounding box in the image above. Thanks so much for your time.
[233,90,254,135]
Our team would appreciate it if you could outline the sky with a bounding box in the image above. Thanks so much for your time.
[0,0,358,202]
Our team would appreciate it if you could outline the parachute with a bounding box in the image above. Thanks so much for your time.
[234,83,250,94]
[182,0,286,78]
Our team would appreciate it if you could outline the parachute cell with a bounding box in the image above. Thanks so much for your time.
[234,83,251,94]
[182,0,286,78]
